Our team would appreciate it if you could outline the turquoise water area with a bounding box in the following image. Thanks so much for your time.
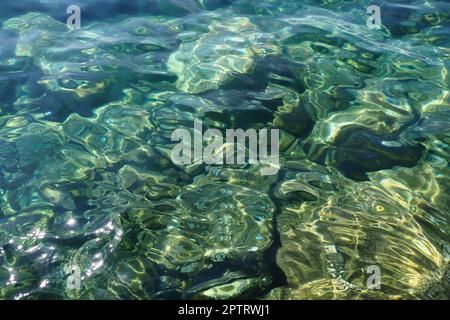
[0,0,449,299]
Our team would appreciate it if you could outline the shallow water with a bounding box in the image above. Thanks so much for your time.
[0,0,449,299]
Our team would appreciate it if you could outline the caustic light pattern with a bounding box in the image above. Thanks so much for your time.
[0,0,449,300]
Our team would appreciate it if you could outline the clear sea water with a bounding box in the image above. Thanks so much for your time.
[0,0,449,299]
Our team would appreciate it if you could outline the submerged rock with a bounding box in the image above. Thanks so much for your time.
[4,13,180,120]
[268,160,448,299]
[69,166,277,299]
[168,16,280,93]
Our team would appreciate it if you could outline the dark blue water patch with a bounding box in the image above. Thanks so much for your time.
[0,0,234,24]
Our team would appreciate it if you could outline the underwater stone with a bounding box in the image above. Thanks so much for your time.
[196,276,272,299]
[272,161,447,299]
[167,17,280,93]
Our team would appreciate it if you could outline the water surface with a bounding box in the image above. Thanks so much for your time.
[0,0,449,299]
